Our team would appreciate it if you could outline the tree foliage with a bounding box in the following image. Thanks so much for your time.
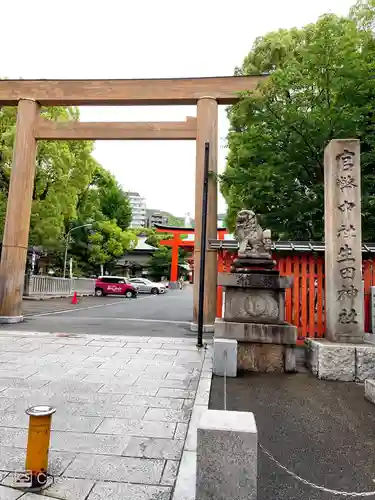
[221,9,375,241]
[0,104,136,274]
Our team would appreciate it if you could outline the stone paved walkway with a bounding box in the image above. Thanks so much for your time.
[0,331,212,500]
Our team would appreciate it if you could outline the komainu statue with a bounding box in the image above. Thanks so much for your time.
[234,210,272,258]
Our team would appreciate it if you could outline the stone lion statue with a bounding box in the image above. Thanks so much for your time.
[234,210,272,258]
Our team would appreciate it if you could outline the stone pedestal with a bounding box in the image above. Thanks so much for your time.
[196,409,257,500]
[216,271,297,373]
[213,338,237,377]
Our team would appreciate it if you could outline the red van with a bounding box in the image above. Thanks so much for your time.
[95,276,138,298]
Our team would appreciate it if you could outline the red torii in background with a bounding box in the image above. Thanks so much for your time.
[155,225,227,313]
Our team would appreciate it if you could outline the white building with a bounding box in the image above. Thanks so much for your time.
[127,192,147,228]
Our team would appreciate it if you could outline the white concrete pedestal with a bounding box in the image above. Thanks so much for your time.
[196,409,257,500]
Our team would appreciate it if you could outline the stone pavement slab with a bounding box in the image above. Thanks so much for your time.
[64,454,165,483]
[0,331,212,500]
[0,484,23,500]
[96,417,176,438]
[123,436,184,459]
[88,482,171,500]
[39,478,95,500]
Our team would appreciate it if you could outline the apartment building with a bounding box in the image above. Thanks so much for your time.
[127,192,147,228]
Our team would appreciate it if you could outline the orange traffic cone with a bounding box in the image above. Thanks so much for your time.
[71,291,78,305]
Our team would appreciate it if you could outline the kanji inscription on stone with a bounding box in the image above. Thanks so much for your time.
[338,200,355,213]
[337,224,356,239]
[339,266,356,280]
[336,244,355,263]
[336,149,355,171]
[325,139,363,341]
[337,284,359,301]
[336,175,358,191]
[236,273,276,289]
[338,308,358,324]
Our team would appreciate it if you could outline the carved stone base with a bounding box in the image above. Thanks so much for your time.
[223,288,285,324]
[215,318,297,344]
[237,343,296,373]
[231,256,276,273]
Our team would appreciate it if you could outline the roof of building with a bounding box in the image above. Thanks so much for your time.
[134,236,157,251]
[209,239,375,253]
[154,223,227,234]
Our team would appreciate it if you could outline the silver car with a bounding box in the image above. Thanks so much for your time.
[129,278,166,295]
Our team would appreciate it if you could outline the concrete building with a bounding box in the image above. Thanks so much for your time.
[127,192,147,228]
[147,213,168,228]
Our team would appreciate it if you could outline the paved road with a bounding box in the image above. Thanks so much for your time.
[210,372,375,500]
[1,287,196,337]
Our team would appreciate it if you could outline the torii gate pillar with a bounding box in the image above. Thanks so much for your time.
[191,97,218,332]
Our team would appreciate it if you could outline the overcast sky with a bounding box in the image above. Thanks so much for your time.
[1,0,354,217]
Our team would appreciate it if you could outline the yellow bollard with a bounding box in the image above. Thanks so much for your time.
[25,405,56,488]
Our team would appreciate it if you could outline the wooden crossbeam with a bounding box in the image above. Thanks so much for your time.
[34,116,197,140]
[0,75,267,106]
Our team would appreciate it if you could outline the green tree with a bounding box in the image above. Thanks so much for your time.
[0,105,97,248]
[88,220,137,267]
[67,167,135,274]
[350,0,375,31]
[221,12,375,240]
[0,104,136,275]
[168,215,185,227]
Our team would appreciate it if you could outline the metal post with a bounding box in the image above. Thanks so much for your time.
[63,234,69,279]
[197,141,209,347]
[63,223,92,279]
[25,405,56,488]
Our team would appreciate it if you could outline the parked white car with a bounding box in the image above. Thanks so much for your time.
[129,278,167,295]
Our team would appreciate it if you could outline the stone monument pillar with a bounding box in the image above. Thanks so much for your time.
[215,210,297,372]
[324,139,364,343]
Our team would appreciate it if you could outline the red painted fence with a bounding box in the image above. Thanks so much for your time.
[217,251,375,344]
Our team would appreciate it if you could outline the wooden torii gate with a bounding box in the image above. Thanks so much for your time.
[0,76,266,328]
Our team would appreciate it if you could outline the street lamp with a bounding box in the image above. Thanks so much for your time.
[63,224,93,279]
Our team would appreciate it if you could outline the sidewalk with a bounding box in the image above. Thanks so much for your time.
[0,331,212,500]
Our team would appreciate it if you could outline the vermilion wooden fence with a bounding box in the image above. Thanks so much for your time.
[217,251,375,344]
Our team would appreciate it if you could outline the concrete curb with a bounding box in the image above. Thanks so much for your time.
[172,342,213,500]
[23,294,94,301]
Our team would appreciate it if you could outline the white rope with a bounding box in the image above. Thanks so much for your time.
[260,445,375,497]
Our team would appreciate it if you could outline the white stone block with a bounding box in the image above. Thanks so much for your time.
[365,379,375,404]
[306,340,356,381]
[306,339,375,381]
[196,409,257,500]
[213,339,237,377]
[356,346,375,381]
[318,343,355,381]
